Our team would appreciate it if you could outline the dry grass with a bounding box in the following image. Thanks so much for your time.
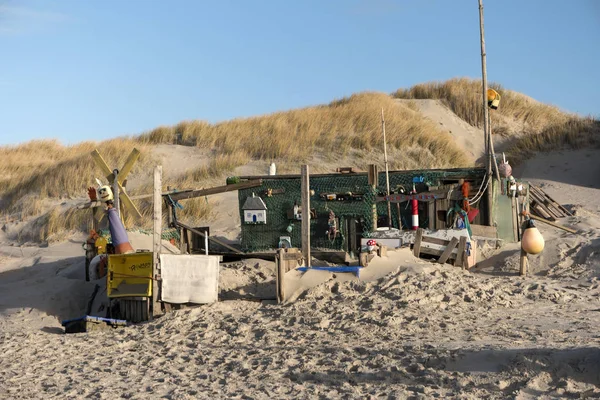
[138,92,468,167]
[6,79,595,243]
[507,117,600,164]
[393,77,573,136]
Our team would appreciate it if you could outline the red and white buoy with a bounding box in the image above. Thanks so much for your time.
[411,184,419,230]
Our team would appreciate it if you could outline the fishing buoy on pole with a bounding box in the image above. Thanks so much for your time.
[521,219,545,255]
[411,183,419,230]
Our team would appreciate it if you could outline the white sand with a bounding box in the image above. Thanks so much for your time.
[1,146,600,399]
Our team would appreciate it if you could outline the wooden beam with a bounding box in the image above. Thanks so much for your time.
[301,165,311,268]
[152,165,162,318]
[528,214,577,234]
[519,248,528,276]
[368,164,378,231]
[175,221,243,254]
[455,236,468,269]
[118,148,141,182]
[413,228,424,258]
[438,237,459,264]
[165,180,263,201]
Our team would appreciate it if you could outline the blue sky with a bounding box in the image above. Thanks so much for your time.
[0,0,598,146]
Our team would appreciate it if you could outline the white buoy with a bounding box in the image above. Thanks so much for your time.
[269,162,276,176]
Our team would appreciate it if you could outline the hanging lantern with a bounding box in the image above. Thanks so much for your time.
[521,219,545,255]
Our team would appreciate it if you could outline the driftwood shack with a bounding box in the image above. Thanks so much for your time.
[236,166,521,256]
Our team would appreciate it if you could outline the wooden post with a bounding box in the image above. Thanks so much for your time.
[519,248,528,276]
[368,164,378,231]
[396,203,402,230]
[456,236,468,269]
[152,165,162,318]
[413,228,424,258]
[479,0,493,227]
[381,108,392,229]
[301,165,311,268]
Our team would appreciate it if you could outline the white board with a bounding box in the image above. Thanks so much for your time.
[160,254,220,304]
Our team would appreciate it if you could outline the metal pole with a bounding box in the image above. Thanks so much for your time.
[381,108,392,229]
[479,0,494,227]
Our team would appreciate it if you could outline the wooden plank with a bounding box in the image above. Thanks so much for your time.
[511,196,519,242]
[422,236,450,246]
[186,229,193,253]
[118,148,141,182]
[529,214,577,234]
[435,199,448,230]
[427,201,435,230]
[368,164,378,231]
[413,228,424,258]
[470,224,497,238]
[301,165,311,268]
[175,221,243,254]
[529,184,572,216]
[419,247,445,257]
[397,203,402,230]
[167,180,263,201]
[179,227,186,253]
[152,165,162,318]
[438,237,459,264]
[455,236,467,268]
[532,203,555,221]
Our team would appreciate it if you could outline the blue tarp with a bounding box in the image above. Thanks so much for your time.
[296,266,362,277]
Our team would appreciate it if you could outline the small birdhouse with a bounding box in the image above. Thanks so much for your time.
[242,193,268,224]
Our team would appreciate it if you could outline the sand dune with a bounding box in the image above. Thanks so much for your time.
[1,143,600,398]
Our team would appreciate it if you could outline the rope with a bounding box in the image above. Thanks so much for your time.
[468,175,489,205]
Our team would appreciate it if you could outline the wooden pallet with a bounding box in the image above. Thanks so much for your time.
[412,228,471,269]
[528,184,572,221]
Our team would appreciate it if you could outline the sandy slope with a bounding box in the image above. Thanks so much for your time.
[1,147,599,399]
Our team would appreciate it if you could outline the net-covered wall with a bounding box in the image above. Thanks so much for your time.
[238,168,485,252]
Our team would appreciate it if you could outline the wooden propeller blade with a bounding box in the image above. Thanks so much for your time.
[119,189,143,220]
[91,149,115,183]
[118,148,140,183]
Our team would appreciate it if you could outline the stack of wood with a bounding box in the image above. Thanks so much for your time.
[528,184,572,221]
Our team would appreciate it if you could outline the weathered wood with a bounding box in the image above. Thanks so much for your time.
[422,236,451,246]
[91,149,142,219]
[455,236,467,268]
[427,201,436,230]
[438,237,459,264]
[301,165,311,268]
[529,214,577,234]
[519,248,528,276]
[397,203,402,230]
[276,250,284,303]
[167,180,263,202]
[179,227,186,253]
[175,221,243,254]
[368,164,378,231]
[413,228,424,258]
[419,247,445,257]
[152,165,162,318]
[186,230,193,253]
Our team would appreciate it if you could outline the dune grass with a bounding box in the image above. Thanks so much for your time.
[3,79,595,243]
[507,117,600,164]
[393,77,572,137]
[138,92,468,167]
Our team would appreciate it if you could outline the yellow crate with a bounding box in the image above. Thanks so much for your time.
[107,252,153,298]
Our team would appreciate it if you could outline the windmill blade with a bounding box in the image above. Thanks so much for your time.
[91,150,115,183]
[118,148,140,184]
[119,190,142,220]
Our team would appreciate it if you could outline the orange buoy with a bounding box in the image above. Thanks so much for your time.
[521,219,545,255]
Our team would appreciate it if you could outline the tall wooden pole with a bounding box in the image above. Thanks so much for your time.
[301,165,311,268]
[152,165,163,318]
[381,108,392,229]
[479,0,494,227]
